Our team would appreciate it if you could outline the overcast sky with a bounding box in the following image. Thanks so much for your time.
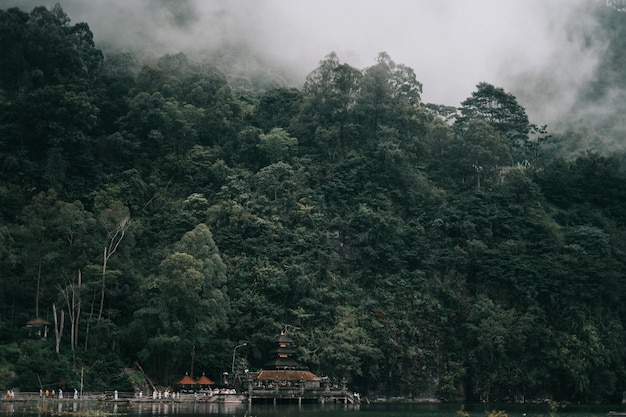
[2,0,603,121]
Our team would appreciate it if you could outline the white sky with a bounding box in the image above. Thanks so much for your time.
[2,0,602,119]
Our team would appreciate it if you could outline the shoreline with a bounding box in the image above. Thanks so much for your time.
[0,394,247,404]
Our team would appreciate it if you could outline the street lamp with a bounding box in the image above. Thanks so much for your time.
[231,343,247,377]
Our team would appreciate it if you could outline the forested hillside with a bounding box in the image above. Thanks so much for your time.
[2,4,626,403]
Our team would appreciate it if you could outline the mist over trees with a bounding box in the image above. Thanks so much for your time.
[2,3,626,403]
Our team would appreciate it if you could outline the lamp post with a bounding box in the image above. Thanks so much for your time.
[231,343,247,383]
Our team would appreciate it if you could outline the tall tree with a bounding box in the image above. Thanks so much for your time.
[455,82,530,164]
[16,190,97,319]
[355,52,423,135]
[257,128,298,165]
[299,52,362,157]
[129,224,229,381]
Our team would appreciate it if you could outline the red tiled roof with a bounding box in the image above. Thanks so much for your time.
[176,375,197,385]
[254,369,321,382]
[197,374,214,385]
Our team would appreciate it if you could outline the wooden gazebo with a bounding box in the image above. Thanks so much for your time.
[26,317,50,339]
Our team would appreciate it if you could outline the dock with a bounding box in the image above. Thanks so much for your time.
[245,380,359,405]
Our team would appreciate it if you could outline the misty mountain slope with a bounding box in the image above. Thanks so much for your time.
[508,3,626,158]
[1,3,626,404]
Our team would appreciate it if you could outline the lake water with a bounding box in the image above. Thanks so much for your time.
[2,400,622,417]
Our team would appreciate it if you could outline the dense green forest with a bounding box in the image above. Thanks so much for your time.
[2,3,626,403]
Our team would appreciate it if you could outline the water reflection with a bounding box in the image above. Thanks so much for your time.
[135,401,247,416]
[0,400,623,417]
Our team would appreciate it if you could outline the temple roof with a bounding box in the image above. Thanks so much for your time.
[176,374,197,385]
[269,347,296,355]
[197,374,214,385]
[263,357,300,369]
[273,332,293,344]
[26,317,50,326]
[254,369,321,382]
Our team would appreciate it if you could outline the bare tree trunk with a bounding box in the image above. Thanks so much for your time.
[97,209,130,321]
[53,303,64,354]
[75,270,81,349]
[61,270,82,351]
[134,362,157,393]
[63,282,75,350]
[98,246,107,320]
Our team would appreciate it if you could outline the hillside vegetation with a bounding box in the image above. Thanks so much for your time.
[1,4,626,403]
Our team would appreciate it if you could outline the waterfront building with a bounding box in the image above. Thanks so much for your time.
[253,330,321,389]
[247,331,353,404]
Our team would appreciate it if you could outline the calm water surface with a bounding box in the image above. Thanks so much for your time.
[2,401,622,417]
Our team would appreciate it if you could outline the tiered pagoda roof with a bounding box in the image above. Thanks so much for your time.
[263,331,300,369]
[255,330,320,382]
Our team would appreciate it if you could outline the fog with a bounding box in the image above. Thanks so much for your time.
[1,0,607,126]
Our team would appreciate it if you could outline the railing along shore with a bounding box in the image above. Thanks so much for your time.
[0,392,223,402]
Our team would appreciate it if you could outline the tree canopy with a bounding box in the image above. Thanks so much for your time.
[1,4,626,404]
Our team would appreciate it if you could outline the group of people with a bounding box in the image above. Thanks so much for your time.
[151,389,176,400]
[38,388,79,399]
[4,388,80,399]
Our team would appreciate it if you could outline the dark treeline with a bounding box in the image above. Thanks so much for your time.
[2,4,626,403]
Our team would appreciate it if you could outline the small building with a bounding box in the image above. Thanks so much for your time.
[175,372,215,393]
[196,373,215,389]
[253,331,321,389]
[26,317,50,339]
[175,373,197,393]
[248,331,353,404]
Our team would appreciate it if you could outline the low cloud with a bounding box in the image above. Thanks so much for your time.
[1,0,606,125]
